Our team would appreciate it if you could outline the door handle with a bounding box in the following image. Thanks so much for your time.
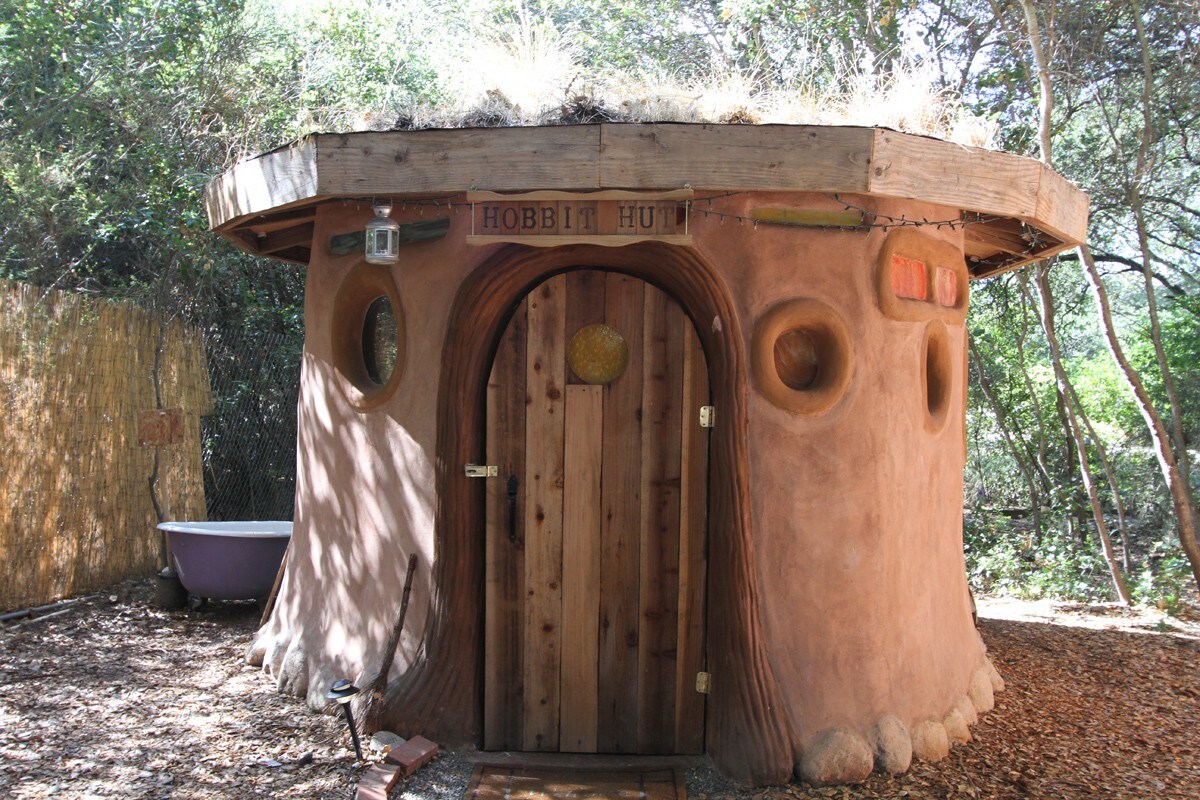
[506,474,519,543]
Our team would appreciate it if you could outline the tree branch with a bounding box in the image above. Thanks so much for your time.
[1054,250,1186,295]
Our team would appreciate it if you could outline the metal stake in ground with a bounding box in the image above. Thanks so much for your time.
[326,680,364,760]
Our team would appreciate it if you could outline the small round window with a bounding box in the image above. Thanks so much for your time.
[331,264,405,410]
[362,296,398,385]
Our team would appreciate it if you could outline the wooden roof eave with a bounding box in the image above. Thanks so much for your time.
[205,125,1088,276]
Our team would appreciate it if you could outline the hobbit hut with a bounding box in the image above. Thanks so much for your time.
[206,124,1087,786]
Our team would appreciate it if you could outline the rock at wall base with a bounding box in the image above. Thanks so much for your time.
[943,708,971,744]
[798,728,874,786]
[969,666,995,713]
[870,715,912,775]
[911,720,950,762]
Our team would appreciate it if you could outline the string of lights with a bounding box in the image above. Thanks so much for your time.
[338,190,1048,261]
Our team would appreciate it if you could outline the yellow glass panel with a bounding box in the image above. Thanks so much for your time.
[567,324,629,385]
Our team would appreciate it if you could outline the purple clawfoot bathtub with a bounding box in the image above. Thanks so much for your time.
[157,521,291,600]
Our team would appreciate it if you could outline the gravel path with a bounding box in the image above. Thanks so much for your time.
[2,585,1197,799]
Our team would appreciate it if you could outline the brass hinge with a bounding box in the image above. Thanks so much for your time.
[464,464,498,478]
[696,672,711,694]
[699,405,715,428]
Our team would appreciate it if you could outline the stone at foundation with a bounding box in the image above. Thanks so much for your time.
[798,728,874,786]
[987,659,1006,693]
[244,637,267,667]
[969,666,995,713]
[954,695,978,726]
[277,639,309,696]
[911,720,950,762]
[943,708,971,743]
[870,715,912,775]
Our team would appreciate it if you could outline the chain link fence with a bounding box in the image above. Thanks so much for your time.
[201,327,301,522]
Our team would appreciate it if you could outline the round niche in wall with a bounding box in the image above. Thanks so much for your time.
[752,298,853,415]
[922,320,952,431]
[332,263,406,410]
[773,328,819,390]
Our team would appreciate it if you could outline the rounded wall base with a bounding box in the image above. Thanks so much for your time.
[799,657,1006,787]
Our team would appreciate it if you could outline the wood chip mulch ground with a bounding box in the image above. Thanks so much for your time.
[1,585,1197,799]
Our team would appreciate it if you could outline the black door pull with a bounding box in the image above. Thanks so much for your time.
[506,474,519,543]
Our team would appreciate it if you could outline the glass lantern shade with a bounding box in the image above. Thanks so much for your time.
[364,202,401,265]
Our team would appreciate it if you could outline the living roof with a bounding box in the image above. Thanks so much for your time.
[205,123,1088,278]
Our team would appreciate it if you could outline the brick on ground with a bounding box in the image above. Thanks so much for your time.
[356,763,402,800]
[384,735,439,777]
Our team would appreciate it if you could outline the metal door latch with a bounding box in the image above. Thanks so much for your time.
[464,464,498,478]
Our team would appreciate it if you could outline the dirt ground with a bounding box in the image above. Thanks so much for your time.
[1,585,1198,799]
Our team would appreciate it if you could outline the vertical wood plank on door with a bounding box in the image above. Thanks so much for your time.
[637,284,685,754]
[566,270,607,384]
[675,325,710,753]
[484,299,528,750]
[559,384,603,752]
[597,273,645,753]
[523,275,567,752]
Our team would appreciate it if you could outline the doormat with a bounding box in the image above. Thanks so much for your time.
[465,765,686,800]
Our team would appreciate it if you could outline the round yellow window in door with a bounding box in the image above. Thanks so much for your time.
[567,323,629,385]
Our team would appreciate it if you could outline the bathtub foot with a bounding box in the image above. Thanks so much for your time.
[187,595,209,612]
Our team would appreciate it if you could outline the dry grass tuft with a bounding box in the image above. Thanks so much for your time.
[355,16,999,149]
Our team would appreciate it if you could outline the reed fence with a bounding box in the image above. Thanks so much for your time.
[0,280,212,610]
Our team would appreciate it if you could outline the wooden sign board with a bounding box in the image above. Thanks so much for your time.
[137,408,184,447]
[466,190,692,247]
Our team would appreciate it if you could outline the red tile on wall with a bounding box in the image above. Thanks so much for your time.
[936,267,958,307]
[890,255,927,300]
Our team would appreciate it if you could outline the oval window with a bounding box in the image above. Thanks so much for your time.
[362,296,398,385]
[332,264,405,410]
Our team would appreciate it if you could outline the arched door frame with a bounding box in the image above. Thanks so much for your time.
[388,243,798,784]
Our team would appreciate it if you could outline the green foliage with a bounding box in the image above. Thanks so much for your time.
[0,0,1197,598]
[1131,550,1191,616]
[965,512,1115,603]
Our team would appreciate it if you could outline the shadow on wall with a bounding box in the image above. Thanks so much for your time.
[267,353,433,706]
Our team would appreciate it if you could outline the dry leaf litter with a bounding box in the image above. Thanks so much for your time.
[2,584,1197,799]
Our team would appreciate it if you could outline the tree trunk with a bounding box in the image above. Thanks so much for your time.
[968,336,1045,533]
[1129,4,1193,493]
[1016,0,1190,593]
[1014,273,1055,494]
[1059,363,1135,573]
[1018,273,1134,570]
[1034,266,1131,603]
[1018,0,1055,164]
[1077,244,1200,591]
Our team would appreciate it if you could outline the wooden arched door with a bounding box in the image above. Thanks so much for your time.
[483,269,711,755]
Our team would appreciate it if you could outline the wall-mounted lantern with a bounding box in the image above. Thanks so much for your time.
[364,201,401,265]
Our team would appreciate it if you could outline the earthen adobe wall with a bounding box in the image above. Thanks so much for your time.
[248,190,1001,785]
